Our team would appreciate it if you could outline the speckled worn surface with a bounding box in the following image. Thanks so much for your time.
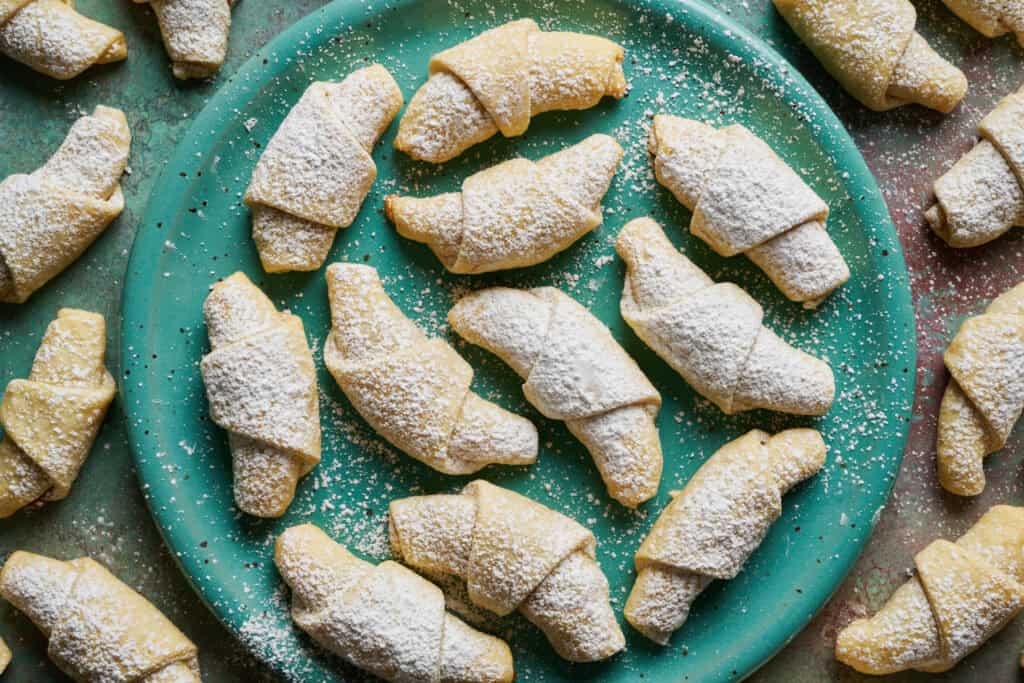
[732,1,1024,681]
[0,0,1021,681]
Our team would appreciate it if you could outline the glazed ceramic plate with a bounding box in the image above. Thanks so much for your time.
[121,0,916,680]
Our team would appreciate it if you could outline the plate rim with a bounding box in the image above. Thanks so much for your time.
[119,0,917,680]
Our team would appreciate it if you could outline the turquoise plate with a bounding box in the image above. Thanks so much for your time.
[121,0,916,680]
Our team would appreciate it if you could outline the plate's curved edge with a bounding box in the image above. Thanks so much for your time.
[117,0,348,662]
[662,2,918,679]
[119,0,918,681]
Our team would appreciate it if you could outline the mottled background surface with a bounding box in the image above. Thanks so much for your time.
[0,0,1021,681]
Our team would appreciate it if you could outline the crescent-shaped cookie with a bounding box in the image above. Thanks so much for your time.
[927,85,1024,248]
[0,0,126,79]
[386,134,622,274]
[0,105,130,304]
[133,0,233,79]
[0,550,201,681]
[394,19,627,162]
[0,309,115,518]
[773,0,967,112]
[836,505,1024,674]
[200,272,321,517]
[276,523,515,683]
[390,480,625,662]
[448,286,662,507]
[324,263,538,475]
[937,281,1024,495]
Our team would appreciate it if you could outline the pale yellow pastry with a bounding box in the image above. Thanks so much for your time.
[244,65,403,272]
[0,0,125,79]
[133,0,233,79]
[927,85,1024,247]
[937,281,1024,496]
[836,505,1024,674]
[395,18,627,163]
[200,272,321,518]
[0,636,8,673]
[626,429,825,644]
[389,480,625,662]
[0,309,115,519]
[0,105,130,303]
[0,550,201,681]
[773,0,968,112]
[942,0,1024,46]
[449,287,662,507]
[617,218,835,415]
[276,523,514,683]
[324,263,537,475]
[648,115,849,307]
[386,134,622,274]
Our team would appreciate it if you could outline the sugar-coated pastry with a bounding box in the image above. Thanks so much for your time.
[617,218,835,415]
[942,0,1024,46]
[625,429,825,644]
[395,18,627,163]
[386,134,622,274]
[0,636,8,673]
[648,115,849,307]
[836,505,1024,674]
[0,105,130,304]
[0,550,201,681]
[0,309,115,518]
[200,272,321,518]
[133,0,233,79]
[937,281,1024,495]
[389,480,625,662]
[927,85,1024,247]
[773,0,967,112]
[324,263,537,475]
[448,286,662,507]
[275,524,514,683]
[244,65,403,272]
[0,0,126,79]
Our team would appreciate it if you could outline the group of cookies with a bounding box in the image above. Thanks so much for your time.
[0,2,1022,682]
[770,2,1024,676]
[776,0,1024,249]
[0,0,233,81]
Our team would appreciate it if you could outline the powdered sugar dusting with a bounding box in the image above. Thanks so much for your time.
[0,552,201,681]
[649,114,849,305]
[936,281,1024,495]
[773,0,966,113]
[0,0,126,80]
[200,272,321,517]
[136,0,233,80]
[323,263,538,475]
[449,286,662,507]
[618,217,835,416]
[0,308,115,516]
[389,480,624,662]
[626,429,825,644]
[394,19,627,162]
[388,133,622,273]
[836,505,1024,674]
[0,106,130,303]
[273,523,513,682]
[927,84,1024,247]
[245,65,403,272]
